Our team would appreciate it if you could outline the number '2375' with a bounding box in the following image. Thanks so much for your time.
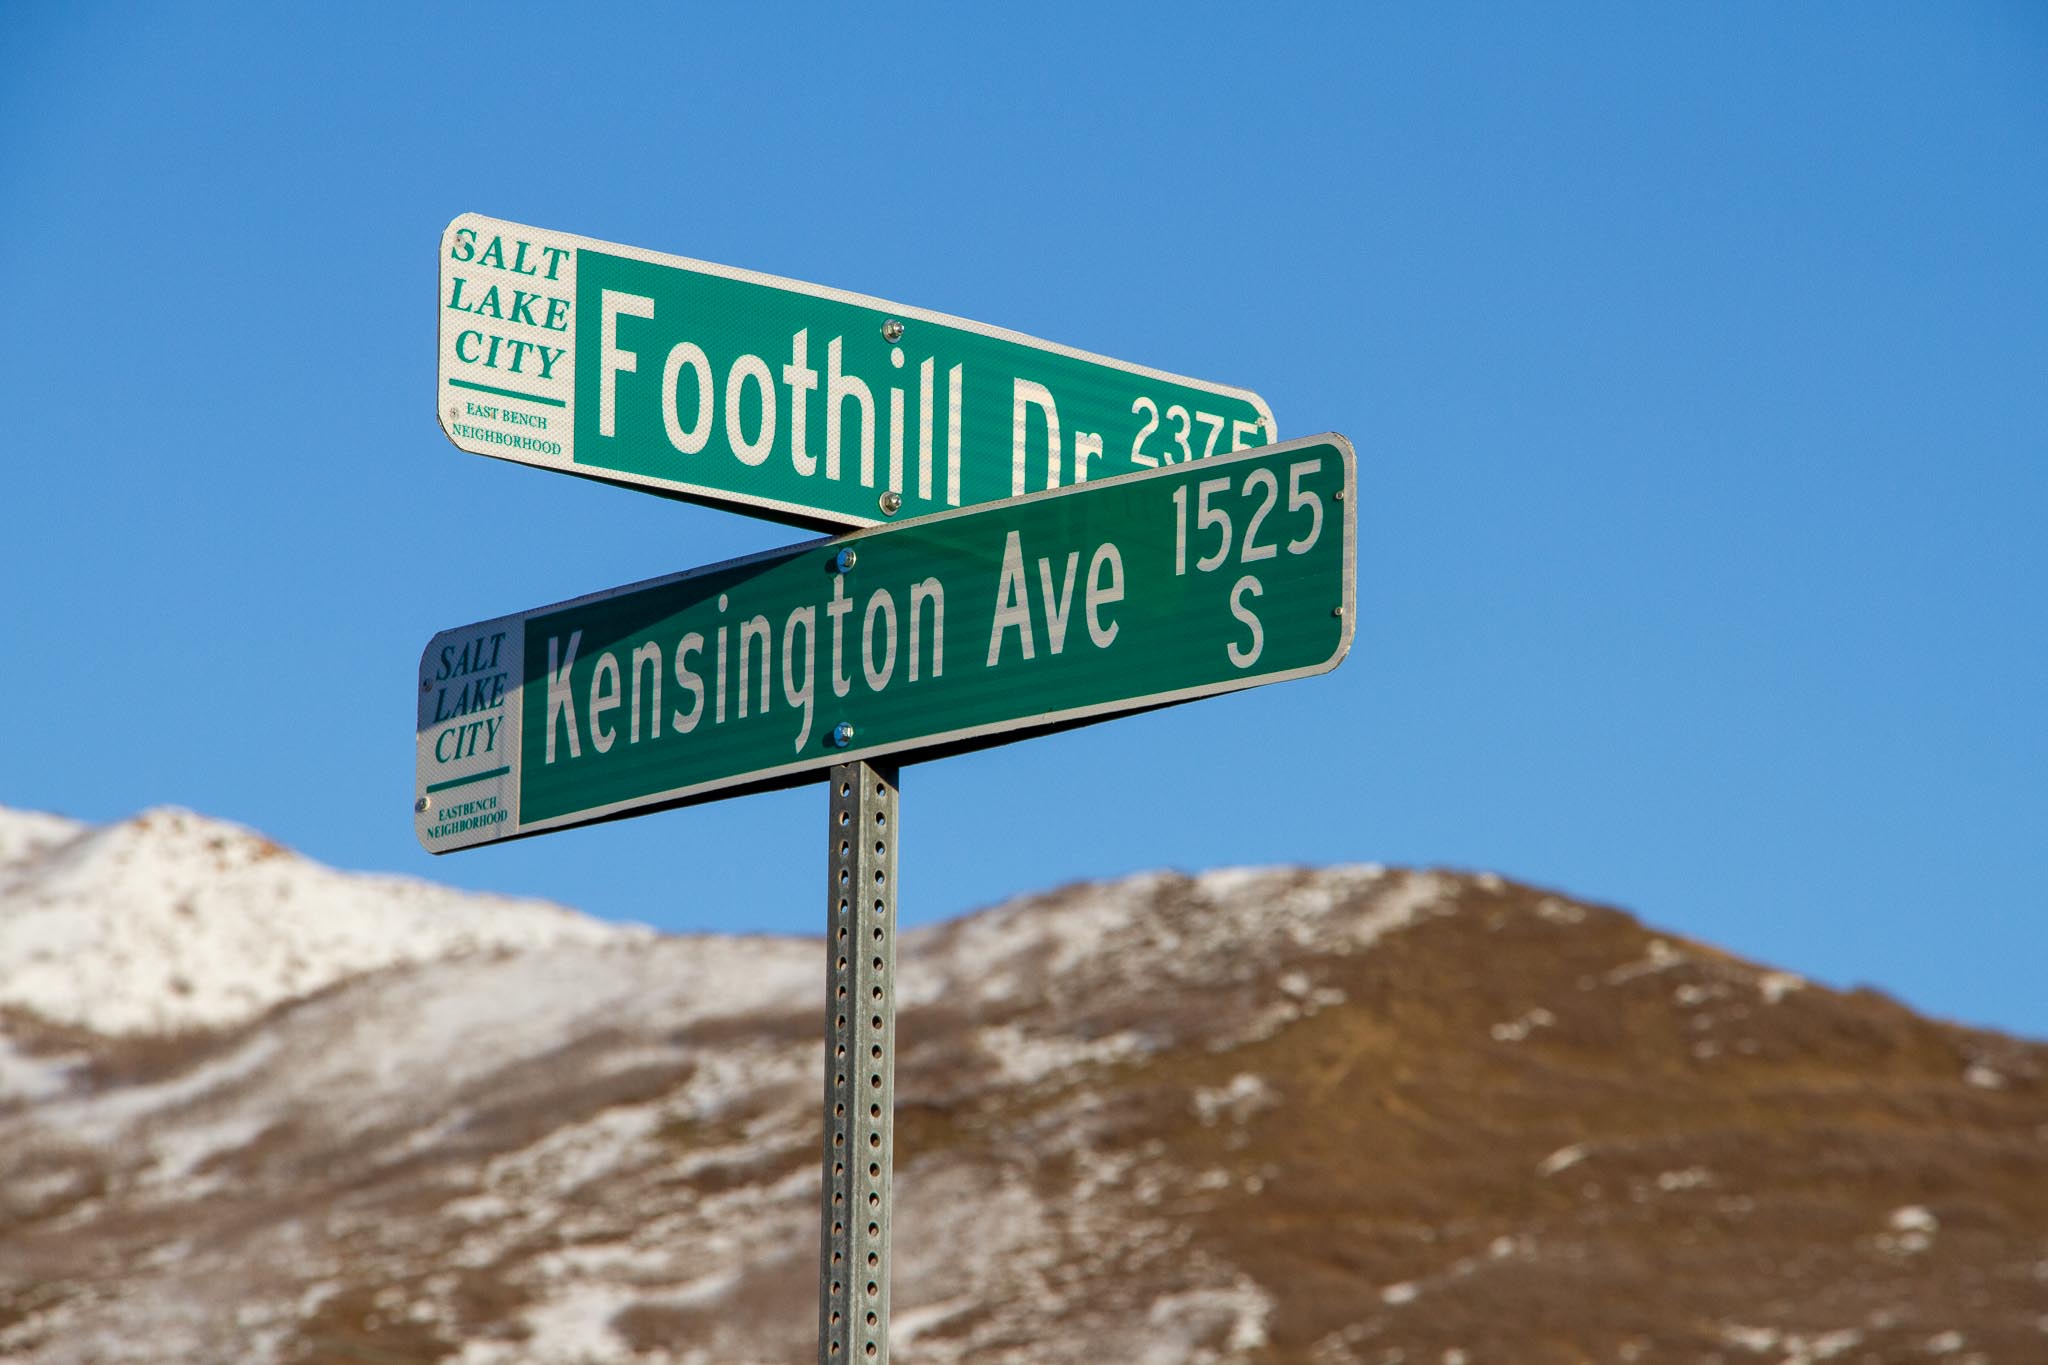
[1130,397,1266,467]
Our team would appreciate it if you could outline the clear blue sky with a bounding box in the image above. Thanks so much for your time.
[4,4,2043,1036]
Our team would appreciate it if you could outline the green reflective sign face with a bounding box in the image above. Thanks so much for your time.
[437,214,1275,530]
[415,435,1356,852]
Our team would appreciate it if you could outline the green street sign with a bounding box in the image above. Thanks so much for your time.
[437,214,1275,530]
[415,434,1355,852]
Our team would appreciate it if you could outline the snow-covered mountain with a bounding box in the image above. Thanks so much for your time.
[1,805,2043,1363]
[0,806,640,1034]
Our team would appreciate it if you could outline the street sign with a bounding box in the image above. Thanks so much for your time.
[437,213,1276,530]
[415,434,1355,852]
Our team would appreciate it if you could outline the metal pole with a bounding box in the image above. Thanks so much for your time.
[820,759,897,1363]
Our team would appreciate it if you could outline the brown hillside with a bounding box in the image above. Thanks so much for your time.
[1,867,2042,1363]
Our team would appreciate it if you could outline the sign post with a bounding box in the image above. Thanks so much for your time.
[819,761,897,1363]
[438,214,1275,530]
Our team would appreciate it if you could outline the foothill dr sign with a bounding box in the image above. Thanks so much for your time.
[437,213,1276,530]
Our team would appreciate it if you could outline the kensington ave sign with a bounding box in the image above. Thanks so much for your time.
[437,214,1275,530]
[415,435,1354,851]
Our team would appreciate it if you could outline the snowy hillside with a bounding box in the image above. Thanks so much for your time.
[1,805,2043,1363]
[0,806,640,1035]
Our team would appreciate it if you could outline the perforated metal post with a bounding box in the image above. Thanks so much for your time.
[820,760,897,1364]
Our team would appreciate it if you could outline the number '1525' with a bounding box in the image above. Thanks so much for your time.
[1169,457,1328,670]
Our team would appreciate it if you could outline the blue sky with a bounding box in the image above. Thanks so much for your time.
[3,4,2043,1036]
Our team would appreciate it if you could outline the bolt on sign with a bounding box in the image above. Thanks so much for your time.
[437,214,1276,530]
[415,434,1355,851]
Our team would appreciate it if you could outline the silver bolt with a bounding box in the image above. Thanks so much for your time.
[878,490,903,516]
[835,547,858,574]
[1332,606,1345,617]
[881,319,904,343]
[831,721,856,748]
[414,796,429,813]
[1334,489,1346,502]
[446,406,459,424]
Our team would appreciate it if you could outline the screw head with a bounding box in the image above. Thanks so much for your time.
[1334,489,1346,502]
[831,721,857,748]
[881,319,904,343]
[878,491,903,516]
[414,796,429,813]
[446,405,459,424]
[1332,606,1345,618]
[420,677,432,693]
[834,547,858,574]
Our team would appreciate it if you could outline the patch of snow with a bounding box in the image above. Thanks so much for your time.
[1720,1323,1779,1353]
[1231,998,1306,1047]
[1353,871,1455,942]
[1721,1325,1863,1363]
[1606,938,1685,985]
[142,1109,277,1183]
[1194,865,1291,900]
[1655,1166,1711,1192]
[1069,1146,1139,1201]
[1923,1330,1965,1355]
[1380,1281,1419,1306]
[459,1282,640,1364]
[891,1294,978,1351]
[1490,1007,1556,1043]
[5,1166,94,1212]
[1535,896,1585,924]
[1756,971,1806,1004]
[1962,1063,2005,1090]
[1140,1280,1272,1361]
[1035,870,1178,984]
[978,1022,1148,1087]
[535,1241,687,1282]
[1889,1205,1939,1233]
[444,1191,514,1223]
[498,1103,665,1198]
[1537,1143,1588,1176]
[43,1033,286,1139]
[902,863,1434,1052]
[1192,1073,1278,1126]
[1790,1329,1864,1362]
[0,1038,81,1103]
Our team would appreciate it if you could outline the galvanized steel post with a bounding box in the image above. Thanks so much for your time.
[820,760,897,1363]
